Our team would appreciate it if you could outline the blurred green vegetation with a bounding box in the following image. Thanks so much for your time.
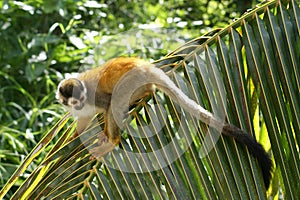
[0,0,262,193]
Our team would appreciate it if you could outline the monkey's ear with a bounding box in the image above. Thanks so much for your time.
[78,80,85,91]
[56,80,66,100]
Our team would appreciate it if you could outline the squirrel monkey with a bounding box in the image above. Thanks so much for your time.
[56,57,272,188]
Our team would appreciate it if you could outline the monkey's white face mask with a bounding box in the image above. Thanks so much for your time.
[56,78,87,111]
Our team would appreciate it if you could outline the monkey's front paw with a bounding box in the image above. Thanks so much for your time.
[97,132,109,146]
[89,134,116,159]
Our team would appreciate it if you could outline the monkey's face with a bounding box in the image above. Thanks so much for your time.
[56,78,87,110]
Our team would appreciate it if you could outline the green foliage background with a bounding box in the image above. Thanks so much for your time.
[0,0,263,196]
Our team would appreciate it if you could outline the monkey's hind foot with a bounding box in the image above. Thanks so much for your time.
[89,133,118,159]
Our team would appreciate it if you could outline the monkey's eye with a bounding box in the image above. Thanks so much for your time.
[79,96,85,101]
[62,100,68,106]
[71,100,78,105]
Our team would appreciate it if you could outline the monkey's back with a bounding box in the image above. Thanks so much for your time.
[79,57,149,94]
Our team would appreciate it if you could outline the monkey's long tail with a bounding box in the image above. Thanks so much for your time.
[222,124,272,188]
[149,66,272,188]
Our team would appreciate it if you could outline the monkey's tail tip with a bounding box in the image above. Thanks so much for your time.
[222,124,273,189]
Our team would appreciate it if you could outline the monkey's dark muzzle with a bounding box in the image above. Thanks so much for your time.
[74,103,84,110]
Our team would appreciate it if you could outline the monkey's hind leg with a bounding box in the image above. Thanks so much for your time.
[89,106,121,158]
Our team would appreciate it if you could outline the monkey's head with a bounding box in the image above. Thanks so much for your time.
[56,78,87,110]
